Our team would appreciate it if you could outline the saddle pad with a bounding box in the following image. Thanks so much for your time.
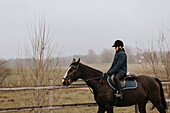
[107,76,137,90]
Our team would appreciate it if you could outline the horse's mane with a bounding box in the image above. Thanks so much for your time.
[80,63,103,75]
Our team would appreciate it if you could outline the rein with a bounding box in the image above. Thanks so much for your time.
[76,76,102,82]
[77,73,105,94]
[63,63,106,94]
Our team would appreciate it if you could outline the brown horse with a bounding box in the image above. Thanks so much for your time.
[62,58,167,113]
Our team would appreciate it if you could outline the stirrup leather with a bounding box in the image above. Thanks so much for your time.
[114,91,123,99]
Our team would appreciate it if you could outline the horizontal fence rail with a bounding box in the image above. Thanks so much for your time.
[0,103,97,113]
[0,81,169,113]
[0,84,88,91]
[0,101,169,113]
[0,80,169,91]
[0,81,168,91]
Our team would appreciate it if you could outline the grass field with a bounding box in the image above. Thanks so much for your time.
[0,88,167,113]
[0,63,169,113]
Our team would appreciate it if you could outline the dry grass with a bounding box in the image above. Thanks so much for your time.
[0,88,168,113]
[0,63,169,113]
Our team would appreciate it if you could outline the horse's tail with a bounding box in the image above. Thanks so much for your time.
[155,78,167,110]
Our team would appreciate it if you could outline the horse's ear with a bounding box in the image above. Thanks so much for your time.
[73,58,76,62]
[77,58,80,63]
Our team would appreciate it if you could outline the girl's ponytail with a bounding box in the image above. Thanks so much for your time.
[122,47,125,52]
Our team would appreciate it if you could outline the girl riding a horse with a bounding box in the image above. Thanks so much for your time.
[106,40,127,99]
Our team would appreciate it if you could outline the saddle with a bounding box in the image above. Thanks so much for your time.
[107,73,137,90]
[111,73,135,87]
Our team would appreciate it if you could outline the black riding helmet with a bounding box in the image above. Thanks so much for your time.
[112,40,124,47]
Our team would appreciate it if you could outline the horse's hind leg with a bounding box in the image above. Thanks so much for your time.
[156,104,166,113]
[138,101,147,113]
[151,102,166,113]
[150,97,166,112]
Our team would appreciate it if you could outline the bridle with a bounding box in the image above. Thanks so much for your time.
[63,64,80,85]
[63,63,106,93]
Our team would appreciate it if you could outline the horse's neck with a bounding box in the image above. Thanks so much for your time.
[80,63,102,79]
[80,63,103,92]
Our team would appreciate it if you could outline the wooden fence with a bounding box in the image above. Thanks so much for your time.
[0,81,169,113]
[0,103,97,113]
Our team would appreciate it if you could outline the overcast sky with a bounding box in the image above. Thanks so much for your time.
[0,0,170,59]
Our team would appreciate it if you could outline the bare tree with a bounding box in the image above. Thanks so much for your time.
[0,60,11,86]
[158,34,170,79]
[137,33,170,79]
[16,19,62,112]
[137,40,161,77]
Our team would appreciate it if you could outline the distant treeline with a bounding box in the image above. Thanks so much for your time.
[4,46,137,68]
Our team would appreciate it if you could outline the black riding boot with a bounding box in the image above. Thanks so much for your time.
[114,72,125,99]
[114,78,123,99]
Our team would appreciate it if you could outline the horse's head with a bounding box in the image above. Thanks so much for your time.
[62,58,81,86]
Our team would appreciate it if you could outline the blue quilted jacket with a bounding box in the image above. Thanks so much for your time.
[107,48,127,75]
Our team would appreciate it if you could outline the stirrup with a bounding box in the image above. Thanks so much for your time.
[114,91,123,99]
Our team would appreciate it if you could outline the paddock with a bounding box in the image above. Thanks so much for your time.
[0,80,169,113]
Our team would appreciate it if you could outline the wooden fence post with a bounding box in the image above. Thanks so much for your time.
[167,84,169,92]
[49,79,54,113]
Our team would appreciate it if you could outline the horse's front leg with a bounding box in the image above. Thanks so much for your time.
[105,105,113,113]
[97,105,106,113]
